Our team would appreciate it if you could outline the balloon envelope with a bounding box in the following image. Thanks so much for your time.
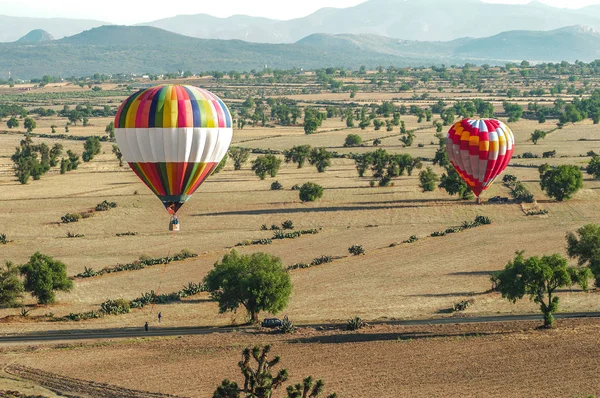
[114,85,233,213]
[446,118,515,197]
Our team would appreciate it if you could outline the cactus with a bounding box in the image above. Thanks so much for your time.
[346,316,366,331]
[348,245,365,256]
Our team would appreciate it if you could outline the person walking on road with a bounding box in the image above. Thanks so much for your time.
[144,321,149,331]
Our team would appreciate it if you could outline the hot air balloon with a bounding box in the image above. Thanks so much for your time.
[446,118,515,198]
[114,85,233,230]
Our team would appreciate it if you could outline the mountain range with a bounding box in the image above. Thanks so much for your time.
[4,0,600,44]
[3,24,600,79]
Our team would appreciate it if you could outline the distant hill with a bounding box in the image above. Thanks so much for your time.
[16,29,54,44]
[141,0,600,43]
[2,25,600,79]
[453,25,600,62]
[0,15,107,42]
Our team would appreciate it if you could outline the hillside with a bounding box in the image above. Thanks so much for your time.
[16,29,54,43]
[0,14,107,42]
[141,0,600,43]
[3,25,600,79]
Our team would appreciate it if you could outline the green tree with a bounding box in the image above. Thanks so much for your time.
[566,224,600,287]
[309,148,332,173]
[252,154,282,180]
[229,147,251,170]
[19,252,73,304]
[0,262,24,308]
[49,143,63,167]
[503,102,524,122]
[344,134,362,147]
[346,113,354,128]
[586,155,600,178]
[112,144,123,167]
[299,182,324,202]
[23,117,36,133]
[82,136,101,162]
[284,145,312,168]
[213,154,228,174]
[494,251,590,328]
[419,167,439,192]
[530,129,547,145]
[204,250,292,323]
[6,117,18,129]
[439,167,473,200]
[353,153,371,177]
[539,164,583,201]
[373,119,384,130]
[105,121,114,139]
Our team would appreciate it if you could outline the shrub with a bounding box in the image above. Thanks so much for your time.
[271,181,283,190]
[0,233,10,244]
[344,134,363,147]
[180,282,205,297]
[299,182,324,202]
[378,175,392,187]
[311,255,333,266]
[403,235,418,244]
[542,150,557,158]
[281,220,294,230]
[61,213,81,223]
[431,231,447,237]
[346,316,366,331]
[100,298,131,315]
[452,299,474,312]
[474,215,491,225]
[278,315,296,334]
[291,184,301,190]
[348,245,365,256]
[522,152,538,159]
[95,200,117,211]
[66,231,84,238]
[116,231,138,237]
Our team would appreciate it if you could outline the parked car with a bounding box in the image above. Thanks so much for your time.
[261,318,282,328]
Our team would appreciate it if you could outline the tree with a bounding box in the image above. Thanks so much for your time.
[252,154,282,180]
[419,167,439,192]
[82,136,101,162]
[105,121,114,139]
[566,224,600,287]
[284,145,311,168]
[23,117,36,133]
[586,155,600,179]
[309,148,332,173]
[229,147,250,170]
[6,117,18,129]
[204,250,292,323]
[494,251,590,328]
[344,134,362,147]
[299,182,324,202]
[213,153,228,174]
[530,129,547,144]
[539,164,583,201]
[19,252,73,304]
[373,119,384,130]
[112,144,123,167]
[503,102,524,122]
[0,262,24,308]
[49,144,63,167]
[213,345,336,398]
[303,118,319,135]
[439,167,473,200]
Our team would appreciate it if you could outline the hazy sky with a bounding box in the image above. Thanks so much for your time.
[1,0,600,24]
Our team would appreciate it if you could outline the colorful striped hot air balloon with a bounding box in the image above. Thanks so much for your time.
[446,118,515,197]
[114,85,233,218]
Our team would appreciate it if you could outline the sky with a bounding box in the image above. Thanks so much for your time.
[1,0,600,24]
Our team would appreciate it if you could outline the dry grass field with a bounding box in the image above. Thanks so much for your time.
[1,72,600,396]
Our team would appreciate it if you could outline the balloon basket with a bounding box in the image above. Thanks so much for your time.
[169,216,180,232]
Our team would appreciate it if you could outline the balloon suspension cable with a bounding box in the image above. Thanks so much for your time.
[148,226,175,315]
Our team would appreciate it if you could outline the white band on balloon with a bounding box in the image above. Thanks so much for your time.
[115,128,233,164]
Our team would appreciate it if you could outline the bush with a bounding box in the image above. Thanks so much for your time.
[95,200,117,211]
[299,182,324,202]
[116,231,138,237]
[278,315,296,334]
[0,233,10,244]
[474,215,491,225]
[346,316,366,331]
[61,213,81,223]
[348,245,365,256]
[270,181,283,190]
[378,175,392,187]
[311,255,333,266]
[452,299,474,312]
[344,134,363,147]
[291,184,301,190]
[100,298,131,315]
[522,152,538,159]
[281,220,294,230]
[403,235,418,244]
